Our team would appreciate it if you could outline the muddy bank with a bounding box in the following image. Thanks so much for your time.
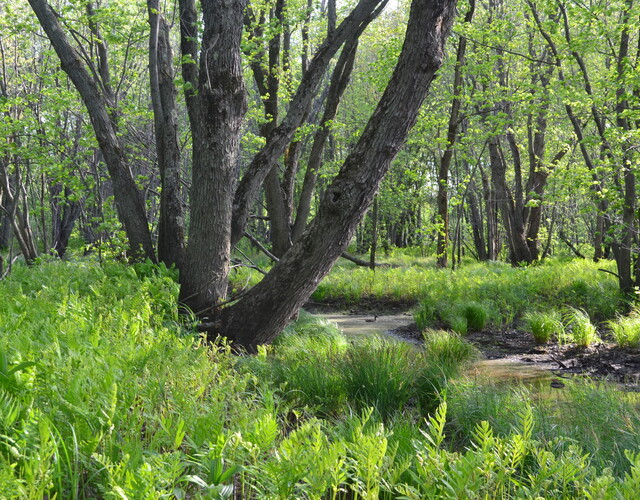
[308,301,640,389]
[390,321,640,389]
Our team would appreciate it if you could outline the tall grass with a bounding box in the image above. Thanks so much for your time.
[446,378,640,476]
[0,259,638,498]
[562,307,600,346]
[243,318,478,421]
[411,259,622,332]
[522,310,564,344]
[607,308,640,347]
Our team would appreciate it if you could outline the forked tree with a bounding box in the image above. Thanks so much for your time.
[28,0,457,351]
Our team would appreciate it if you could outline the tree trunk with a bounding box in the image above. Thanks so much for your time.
[0,158,38,264]
[292,38,359,242]
[529,0,612,264]
[435,0,475,268]
[467,180,487,260]
[178,0,248,315]
[0,187,12,250]
[479,164,500,260]
[489,136,532,264]
[230,0,389,248]
[148,0,186,269]
[613,0,635,294]
[50,184,82,258]
[216,0,457,351]
[369,196,379,270]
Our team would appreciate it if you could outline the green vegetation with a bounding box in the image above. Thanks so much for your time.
[447,379,640,476]
[562,307,601,346]
[1,259,639,498]
[523,310,564,344]
[412,259,623,332]
[243,314,477,420]
[311,256,623,337]
[608,308,640,348]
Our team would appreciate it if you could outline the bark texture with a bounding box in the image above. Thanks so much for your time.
[178,0,248,314]
[148,0,186,269]
[218,0,457,351]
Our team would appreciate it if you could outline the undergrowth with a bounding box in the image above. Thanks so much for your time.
[412,258,623,332]
[0,259,638,498]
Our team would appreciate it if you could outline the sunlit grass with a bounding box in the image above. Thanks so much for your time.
[523,310,564,344]
[447,378,640,476]
[607,308,640,348]
[0,258,638,497]
[562,306,600,346]
[412,258,622,332]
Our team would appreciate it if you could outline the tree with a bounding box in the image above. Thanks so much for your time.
[216,0,457,350]
[435,0,475,268]
[27,0,457,351]
[28,0,156,262]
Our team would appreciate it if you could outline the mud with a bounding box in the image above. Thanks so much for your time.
[390,322,640,390]
[310,303,640,390]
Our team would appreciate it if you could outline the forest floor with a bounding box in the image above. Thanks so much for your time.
[307,301,640,390]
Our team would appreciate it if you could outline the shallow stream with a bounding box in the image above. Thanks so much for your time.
[314,312,558,387]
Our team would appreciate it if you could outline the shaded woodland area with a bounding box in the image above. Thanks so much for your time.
[3,0,640,346]
[4,2,640,497]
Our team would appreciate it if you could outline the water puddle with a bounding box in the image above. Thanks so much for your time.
[317,312,414,337]
[315,312,561,388]
[468,358,555,385]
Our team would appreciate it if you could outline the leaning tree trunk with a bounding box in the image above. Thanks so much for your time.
[27,0,155,262]
[229,0,390,248]
[178,0,390,315]
[216,0,458,351]
[292,36,359,242]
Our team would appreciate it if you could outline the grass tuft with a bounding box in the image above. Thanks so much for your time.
[607,308,640,348]
[562,307,600,346]
[523,310,564,344]
[463,302,489,331]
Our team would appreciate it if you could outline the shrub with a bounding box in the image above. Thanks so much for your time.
[523,310,563,344]
[411,259,623,332]
[392,402,640,499]
[253,313,349,415]
[446,314,468,335]
[439,304,468,334]
[446,381,538,446]
[418,330,478,414]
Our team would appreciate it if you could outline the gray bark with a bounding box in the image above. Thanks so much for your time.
[148,0,186,269]
[178,0,248,314]
[218,0,457,351]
